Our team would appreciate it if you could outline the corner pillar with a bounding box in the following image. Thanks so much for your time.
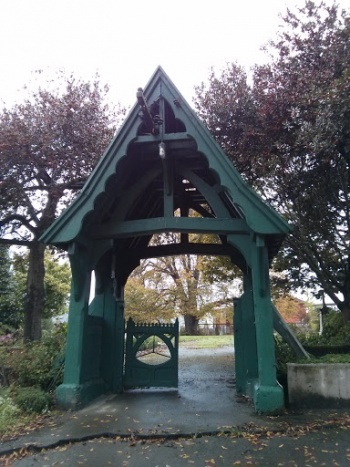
[234,271,258,395]
[56,243,106,409]
[250,235,284,413]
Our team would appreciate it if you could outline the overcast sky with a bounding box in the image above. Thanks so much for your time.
[1,0,349,108]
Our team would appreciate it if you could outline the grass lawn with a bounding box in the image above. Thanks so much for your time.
[179,335,234,349]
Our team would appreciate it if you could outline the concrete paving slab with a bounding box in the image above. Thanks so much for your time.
[11,425,350,467]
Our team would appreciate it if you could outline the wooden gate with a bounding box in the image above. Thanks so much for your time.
[124,318,179,390]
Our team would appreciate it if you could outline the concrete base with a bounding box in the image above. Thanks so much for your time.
[253,383,285,414]
[55,379,107,410]
[288,363,350,408]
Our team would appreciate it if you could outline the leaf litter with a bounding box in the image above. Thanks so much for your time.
[1,411,350,465]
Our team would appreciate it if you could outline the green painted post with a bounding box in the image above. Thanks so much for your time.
[114,298,125,392]
[56,244,105,409]
[101,295,125,393]
[93,256,125,394]
[251,235,284,413]
[98,289,124,392]
[234,271,259,395]
[233,296,244,394]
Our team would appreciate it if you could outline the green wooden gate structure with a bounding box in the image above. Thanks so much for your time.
[41,67,301,413]
[124,318,179,390]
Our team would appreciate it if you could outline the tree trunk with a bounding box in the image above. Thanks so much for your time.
[341,305,350,324]
[184,314,199,335]
[23,241,46,342]
[337,290,350,324]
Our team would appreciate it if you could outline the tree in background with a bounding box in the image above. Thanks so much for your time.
[194,63,263,184]
[273,295,309,327]
[195,1,350,322]
[124,232,231,334]
[0,72,121,340]
[0,245,22,333]
[149,254,207,334]
[12,250,71,320]
[201,255,243,299]
[124,275,175,323]
[0,250,71,333]
[253,1,350,321]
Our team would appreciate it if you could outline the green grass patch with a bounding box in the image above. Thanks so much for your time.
[179,335,233,349]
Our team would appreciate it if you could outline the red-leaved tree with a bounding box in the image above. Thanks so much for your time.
[0,72,121,340]
[195,1,350,322]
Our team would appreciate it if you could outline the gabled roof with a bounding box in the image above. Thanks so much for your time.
[41,66,291,255]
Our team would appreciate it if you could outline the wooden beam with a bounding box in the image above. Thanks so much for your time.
[118,242,246,270]
[92,217,249,240]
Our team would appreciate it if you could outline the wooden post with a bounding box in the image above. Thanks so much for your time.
[250,235,284,413]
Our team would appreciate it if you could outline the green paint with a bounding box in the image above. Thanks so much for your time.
[94,255,125,393]
[234,271,259,394]
[94,217,250,240]
[124,318,179,389]
[56,246,108,409]
[253,384,285,414]
[41,67,292,413]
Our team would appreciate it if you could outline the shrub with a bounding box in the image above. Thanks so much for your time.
[300,311,350,346]
[303,344,350,357]
[0,391,20,420]
[135,336,163,352]
[274,335,296,379]
[18,329,66,391]
[12,387,51,414]
[298,354,350,364]
[0,324,66,392]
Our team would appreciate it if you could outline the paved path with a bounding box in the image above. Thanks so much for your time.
[9,426,350,466]
[1,345,350,465]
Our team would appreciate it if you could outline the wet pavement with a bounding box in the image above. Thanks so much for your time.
[1,346,350,465]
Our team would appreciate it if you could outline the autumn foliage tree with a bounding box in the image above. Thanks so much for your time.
[195,1,350,322]
[124,273,176,324]
[0,72,118,340]
[125,232,224,334]
[146,253,207,334]
[273,295,309,326]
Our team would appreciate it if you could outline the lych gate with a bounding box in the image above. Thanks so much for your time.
[41,67,295,413]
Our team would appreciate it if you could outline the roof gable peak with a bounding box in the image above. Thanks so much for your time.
[41,67,291,248]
